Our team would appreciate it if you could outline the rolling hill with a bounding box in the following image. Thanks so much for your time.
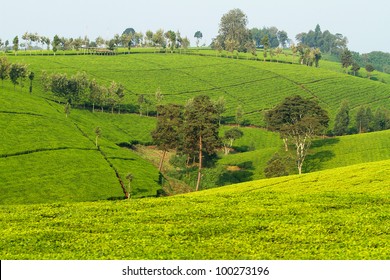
[1,159,389,259]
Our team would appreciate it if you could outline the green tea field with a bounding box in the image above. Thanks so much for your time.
[1,159,389,259]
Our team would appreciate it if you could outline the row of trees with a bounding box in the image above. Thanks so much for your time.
[334,101,390,135]
[1,28,193,56]
[42,72,125,116]
[0,57,34,92]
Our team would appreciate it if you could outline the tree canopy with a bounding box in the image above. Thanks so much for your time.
[265,95,329,175]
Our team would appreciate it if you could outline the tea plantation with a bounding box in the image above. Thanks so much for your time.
[1,160,389,259]
[1,52,390,259]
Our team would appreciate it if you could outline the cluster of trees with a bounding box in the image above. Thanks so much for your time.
[334,101,390,135]
[341,48,375,78]
[296,24,348,56]
[0,57,34,92]
[41,71,125,116]
[152,96,243,191]
[251,27,289,49]
[290,44,322,67]
[351,51,390,75]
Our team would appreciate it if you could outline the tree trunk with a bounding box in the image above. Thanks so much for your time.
[196,135,202,191]
[283,138,289,151]
[159,150,167,172]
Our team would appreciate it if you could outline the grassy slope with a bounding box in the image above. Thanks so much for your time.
[0,159,389,259]
[0,86,161,204]
[8,53,390,127]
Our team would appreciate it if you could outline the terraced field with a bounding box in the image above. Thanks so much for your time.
[8,52,390,126]
[1,160,389,259]
[0,88,161,205]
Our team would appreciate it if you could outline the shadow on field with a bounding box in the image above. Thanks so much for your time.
[304,137,340,172]
[310,137,340,148]
[217,161,254,186]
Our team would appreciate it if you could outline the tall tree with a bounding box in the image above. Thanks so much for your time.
[356,106,373,133]
[333,101,350,136]
[215,9,252,52]
[183,95,220,191]
[194,31,203,48]
[12,36,19,55]
[365,64,375,79]
[152,104,183,172]
[265,95,329,175]
[341,48,353,72]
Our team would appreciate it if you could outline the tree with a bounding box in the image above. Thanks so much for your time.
[333,101,350,136]
[181,37,190,52]
[52,35,61,55]
[265,95,329,175]
[214,96,226,125]
[152,104,183,172]
[341,48,353,72]
[351,62,361,76]
[138,94,145,116]
[183,95,220,191]
[277,30,289,48]
[28,71,34,93]
[145,30,154,46]
[194,31,203,48]
[152,29,165,52]
[12,36,19,55]
[373,107,390,131]
[95,127,102,147]
[235,105,244,126]
[223,128,243,155]
[164,30,176,52]
[365,64,375,79]
[0,56,10,88]
[261,35,270,62]
[9,63,28,91]
[356,106,373,133]
[215,9,252,52]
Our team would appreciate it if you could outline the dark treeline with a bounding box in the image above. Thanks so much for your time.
[352,51,390,74]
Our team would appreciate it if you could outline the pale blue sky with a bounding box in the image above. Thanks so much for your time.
[1,0,389,53]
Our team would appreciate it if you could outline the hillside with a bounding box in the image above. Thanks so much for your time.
[8,52,390,127]
[1,159,389,259]
[2,52,390,202]
[0,87,161,205]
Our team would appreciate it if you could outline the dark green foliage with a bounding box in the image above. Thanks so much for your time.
[351,62,361,76]
[356,106,374,133]
[341,48,353,71]
[183,95,220,190]
[296,25,347,56]
[265,95,329,174]
[8,63,28,91]
[333,101,350,136]
[264,153,289,178]
[373,107,390,131]
[365,64,375,79]
[152,104,183,171]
